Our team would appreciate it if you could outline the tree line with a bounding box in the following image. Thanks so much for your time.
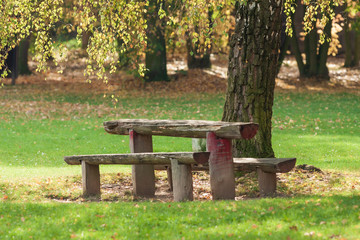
[2,0,358,85]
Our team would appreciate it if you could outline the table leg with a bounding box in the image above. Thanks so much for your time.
[257,169,277,197]
[129,130,155,197]
[206,132,235,200]
[171,159,193,201]
[81,161,100,197]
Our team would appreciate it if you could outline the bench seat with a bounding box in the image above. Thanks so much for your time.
[156,158,296,197]
[65,152,210,200]
[64,152,210,165]
[65,153,295,198]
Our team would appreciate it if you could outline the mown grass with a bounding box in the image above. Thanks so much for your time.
[1,88,359,171]
[1,84,360,239]
[1,195,360,239]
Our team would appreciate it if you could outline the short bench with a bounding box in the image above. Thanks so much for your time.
[64,119,296,201]
[65,154,296,199]
[171,157,296,196]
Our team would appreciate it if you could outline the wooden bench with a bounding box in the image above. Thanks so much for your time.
[149,157,296,197]
[64,119,296,200]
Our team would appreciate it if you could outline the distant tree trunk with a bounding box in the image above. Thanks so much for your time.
[355,32,360,66]
[18,37,31,75]
[144,0,168,82]
[0,48,18,85]
[10,47,18,85]
[344,5,359,68]
[317,20,331,79]
[290,20,306,77]
[304,28,318,77]
[276,13,290,74]
[82,31,91,50]
[222,0,284,158]
[117,39,131,68]
[288,1,332,80]
[186,9,213,69]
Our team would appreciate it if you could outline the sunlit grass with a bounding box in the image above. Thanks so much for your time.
[1,195,360,239]
[1,85,360,239]
[1,89,359,171]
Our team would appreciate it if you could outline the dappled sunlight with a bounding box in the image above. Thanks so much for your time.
[277,56,360,93]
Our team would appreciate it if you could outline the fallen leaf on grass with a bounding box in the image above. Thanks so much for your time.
[289,225,298,231]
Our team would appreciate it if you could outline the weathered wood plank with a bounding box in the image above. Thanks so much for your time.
[257,169,277,197]
[104,119,258,139]
[82,161,100,197]
[233,158,296,173]
[207,132,235,200]
[171,159,193,202]
[130,130,155,197]
[166,166,173,191]
[64,152,211,165]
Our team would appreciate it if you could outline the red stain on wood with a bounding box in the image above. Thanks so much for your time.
[240,124,259,139]
[193,152,211,164]
[207,132,232,167]
[206,132,235,199]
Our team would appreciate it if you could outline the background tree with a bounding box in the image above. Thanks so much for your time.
[144,0,169,82]
[279,0,339,80]
[18,37,32,76]
[344,0,360,67]
[185,8,213,69]
[0,47,18,85]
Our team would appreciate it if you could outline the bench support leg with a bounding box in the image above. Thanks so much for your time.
[81,161,100,197]
[129,130,155,197]
[206,132,235,200]
[257,169,277,197]
[171,160,193,201]
[166,166,173,191]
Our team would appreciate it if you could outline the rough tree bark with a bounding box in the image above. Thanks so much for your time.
[222,0,284,158]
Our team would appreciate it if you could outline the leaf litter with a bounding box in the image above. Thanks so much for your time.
[1,167,359,203]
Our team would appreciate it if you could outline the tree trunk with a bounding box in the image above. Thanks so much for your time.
[317,20,331,80]
[276,13,290,74]
[144,0,168,82]
[344,5,359,68]
[0,48,17,83]
[289,11,306,77]
[290,33,306,77]
[82,31,91,50]
[117,39,131,68]
[355,32,360,67]
[305,28,318,77]
[18,37,31,75]
[10,47,18,85]
[222,0,284,158]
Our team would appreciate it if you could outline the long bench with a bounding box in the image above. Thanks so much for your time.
[64,119,296,201]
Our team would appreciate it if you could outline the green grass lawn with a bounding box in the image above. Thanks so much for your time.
[0,85,360,239]
[1,196,360,239]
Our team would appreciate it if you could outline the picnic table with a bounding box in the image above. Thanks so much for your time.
[65,119,296,201]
